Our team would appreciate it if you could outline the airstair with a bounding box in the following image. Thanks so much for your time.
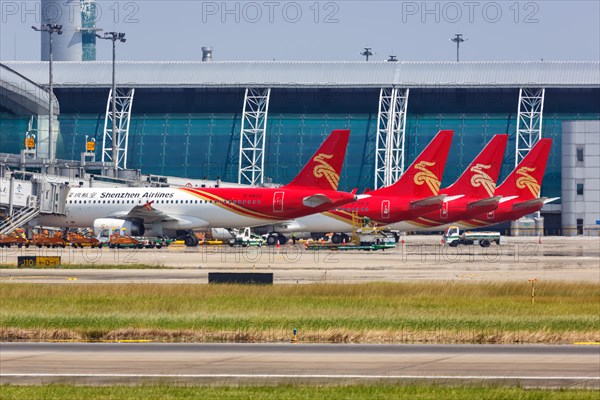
[0,196,40,236]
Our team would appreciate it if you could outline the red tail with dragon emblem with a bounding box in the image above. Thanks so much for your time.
[375,130,454,198]
[285,129,350,190]
[443,134,508,198]
[495,138,552,199]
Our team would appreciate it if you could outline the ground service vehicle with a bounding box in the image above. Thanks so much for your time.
[443,226,502,247]
[229,228,264,247]
[67,233,102,248]
[0,235,29,248]
[31,232,67,248]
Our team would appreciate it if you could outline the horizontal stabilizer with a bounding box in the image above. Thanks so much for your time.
[513,197,560,210]
[444,194,465,203]
[355,194,371,201]
[410,194,447,209]
[467,196,502,209]
[513,198,545,210]
[303,194,332,208]
[499,195,519,204]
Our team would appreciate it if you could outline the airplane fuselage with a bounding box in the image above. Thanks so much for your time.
[451,201,543,229]
[385,196,499,232]
[37,186,357,232]
[268,194,442,234]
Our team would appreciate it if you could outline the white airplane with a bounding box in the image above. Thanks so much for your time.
[35,130,364,246]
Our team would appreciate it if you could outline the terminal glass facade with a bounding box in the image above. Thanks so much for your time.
[1,87,599,202]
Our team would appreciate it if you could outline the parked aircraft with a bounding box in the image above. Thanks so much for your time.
[36,130,364,246]
[257,130,454,244]
[383,134,509,232]
[453,138,556,228]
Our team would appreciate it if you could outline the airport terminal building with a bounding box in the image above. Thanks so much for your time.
[1,60,599,234]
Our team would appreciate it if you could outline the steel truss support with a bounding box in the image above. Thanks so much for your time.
[102,88,135,170]
[238,88,271,185]
[515,88,545,166]
[374,87,410,189]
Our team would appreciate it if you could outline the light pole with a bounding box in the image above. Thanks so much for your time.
[360,47,373,61]
[32,23,63,170]
[96,32,126,174]
[450,33,466,62]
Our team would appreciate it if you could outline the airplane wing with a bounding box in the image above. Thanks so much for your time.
[108,203,178,223]
[467,195,502,209]
[409,194,446,209]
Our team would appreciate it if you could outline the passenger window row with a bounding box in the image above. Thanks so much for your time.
[66,199,263,205]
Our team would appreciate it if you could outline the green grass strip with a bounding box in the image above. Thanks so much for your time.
[1,384,598,400]
[1,282,598,343]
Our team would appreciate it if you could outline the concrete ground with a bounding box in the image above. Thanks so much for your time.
[1,236,598,284]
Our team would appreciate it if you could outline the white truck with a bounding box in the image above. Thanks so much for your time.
[442,226,503,247]
[228,227,265,247]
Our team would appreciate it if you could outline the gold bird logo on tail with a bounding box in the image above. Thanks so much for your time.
[470,164,496,197]
[516,166,540,197]
[313,153,340,190]
[413,161,440,195]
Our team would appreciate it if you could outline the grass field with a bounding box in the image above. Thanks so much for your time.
[1,384,598,400]
[1,282,598,343]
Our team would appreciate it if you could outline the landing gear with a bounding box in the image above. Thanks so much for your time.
[184,235,199,247]
[266,233,288,246]
[177,230,199,247]
[331,233,349,244]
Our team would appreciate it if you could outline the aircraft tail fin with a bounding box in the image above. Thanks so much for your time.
[495,138,552,200]
[444,134,508,199]
[375,130,454,197]
[285,129,350,190]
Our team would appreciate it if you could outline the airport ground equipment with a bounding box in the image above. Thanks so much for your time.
[306,228,396,251]
[0,234,30,248]
[99,233,171,249]
[229,227,264,247]
[31,232,67,248]
[442,226,503,247]
[67,233,102,248]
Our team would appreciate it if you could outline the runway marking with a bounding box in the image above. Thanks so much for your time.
[574,342,600,345]
[1,373,598,381]
[46,340,152,343]
[0,276,77,281]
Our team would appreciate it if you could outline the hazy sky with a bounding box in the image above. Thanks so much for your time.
[1,0,599,61]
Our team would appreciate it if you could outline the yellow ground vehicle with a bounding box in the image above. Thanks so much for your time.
[31,232,67,248]
[67,233,102,248]
[0,235,30,248]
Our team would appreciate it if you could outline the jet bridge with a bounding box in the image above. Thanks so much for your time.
[0,172,69,236]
